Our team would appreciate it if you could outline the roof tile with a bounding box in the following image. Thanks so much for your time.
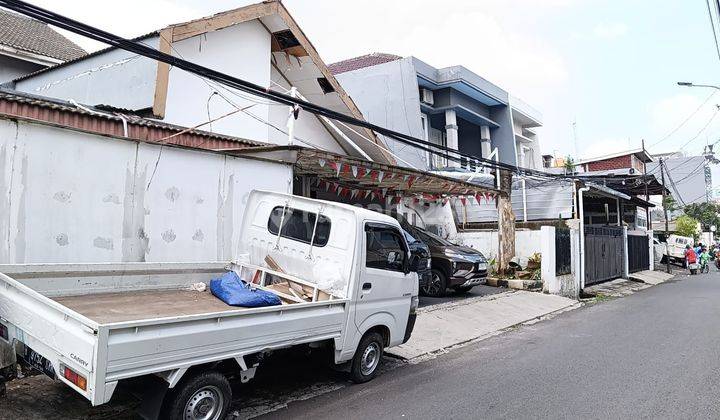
[0,8,86,62]
[328,53,402,75]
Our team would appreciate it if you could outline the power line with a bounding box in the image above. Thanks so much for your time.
[707,0,720,61]
[650,91,716,147]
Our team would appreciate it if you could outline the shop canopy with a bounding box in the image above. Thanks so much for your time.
[230,145,500,205]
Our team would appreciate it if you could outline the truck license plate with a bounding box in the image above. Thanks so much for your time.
[21,347,56,379]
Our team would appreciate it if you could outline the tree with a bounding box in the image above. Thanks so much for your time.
[563,156,576,174]
[675,215,700,239]
[682,202,720,231]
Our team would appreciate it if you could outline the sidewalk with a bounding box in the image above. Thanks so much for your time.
[387,291,577,360]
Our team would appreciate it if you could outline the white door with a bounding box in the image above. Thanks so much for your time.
[354,222,414,346]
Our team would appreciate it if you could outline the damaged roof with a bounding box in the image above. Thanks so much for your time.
[328,53,403,75]
[0,8,86,62]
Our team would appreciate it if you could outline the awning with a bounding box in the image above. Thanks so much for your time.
[230,145,500,203]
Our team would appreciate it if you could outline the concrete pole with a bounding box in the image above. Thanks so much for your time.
[445,109,460,168]
[660,158,671,273]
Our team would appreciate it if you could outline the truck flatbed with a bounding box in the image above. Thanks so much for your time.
[53,289,238,324]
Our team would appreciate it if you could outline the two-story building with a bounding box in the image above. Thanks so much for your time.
[329,53,543,172]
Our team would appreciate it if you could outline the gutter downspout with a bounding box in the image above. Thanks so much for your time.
[578,185,590,290]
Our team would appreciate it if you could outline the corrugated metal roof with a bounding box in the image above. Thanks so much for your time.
[0,8,86,61]
[0,88,265,150]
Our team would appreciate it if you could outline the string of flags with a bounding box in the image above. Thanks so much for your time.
[315,158,497,206]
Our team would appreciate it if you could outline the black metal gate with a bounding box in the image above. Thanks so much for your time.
[627,233,650,273]
[584,226,624,285]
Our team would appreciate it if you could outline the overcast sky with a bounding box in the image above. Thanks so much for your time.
[28,0,720,165]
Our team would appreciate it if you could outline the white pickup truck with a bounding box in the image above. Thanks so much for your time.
[0,190,419,419]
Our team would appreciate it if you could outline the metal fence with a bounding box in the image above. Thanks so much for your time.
[628,234,650,273]
[555,228,572,276]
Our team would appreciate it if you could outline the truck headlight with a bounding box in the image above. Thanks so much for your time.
[426,259,432,269]
[477,263,487,271]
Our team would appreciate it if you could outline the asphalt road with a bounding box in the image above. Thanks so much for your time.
[262,270,720,419]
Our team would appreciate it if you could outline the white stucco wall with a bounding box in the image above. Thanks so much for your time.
[164,21,271,143]
[15,37,159,110]
[454,229,542,265]
[0,118,292,264]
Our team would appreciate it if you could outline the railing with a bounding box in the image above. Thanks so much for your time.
[555,228,571,276]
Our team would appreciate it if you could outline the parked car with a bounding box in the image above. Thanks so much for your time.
[402,228,432,292]
[400,222,488,297]
[0,190,419,419]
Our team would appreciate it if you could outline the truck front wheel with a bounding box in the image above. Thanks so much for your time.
[160,371,231,420]
[350,331,384,383]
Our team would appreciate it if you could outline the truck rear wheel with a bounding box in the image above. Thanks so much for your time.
[160,371,231,420]
[350,331,384,383]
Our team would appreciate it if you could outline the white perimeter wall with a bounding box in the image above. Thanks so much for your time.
[0,118,292,264]
[454,230,542,265]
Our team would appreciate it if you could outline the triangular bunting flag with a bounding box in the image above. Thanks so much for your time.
[318,158,326,168]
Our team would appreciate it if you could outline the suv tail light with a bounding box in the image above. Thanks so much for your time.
[63,366,87,391]
[0,323,7,340]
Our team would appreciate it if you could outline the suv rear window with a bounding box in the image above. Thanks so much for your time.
[268,206,331,247]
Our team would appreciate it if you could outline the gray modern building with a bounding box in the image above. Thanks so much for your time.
[329,53,543,172]
[0,8,85,83]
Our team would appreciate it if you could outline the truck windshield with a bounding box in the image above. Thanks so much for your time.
[268,206,331,247]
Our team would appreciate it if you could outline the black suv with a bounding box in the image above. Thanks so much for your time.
[401,223,488,297]
[402,228,432,291]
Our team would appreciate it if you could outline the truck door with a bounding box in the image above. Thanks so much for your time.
[354,222,414,346]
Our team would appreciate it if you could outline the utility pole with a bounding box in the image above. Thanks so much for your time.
[660,158,671,273]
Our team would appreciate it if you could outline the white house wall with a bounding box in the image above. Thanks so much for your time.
[14,37,159,111]
[334,57,427,169]
[0,118,292,264]
[164,21,271,143]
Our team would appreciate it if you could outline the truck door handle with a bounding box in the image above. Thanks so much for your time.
[362,282,372,291]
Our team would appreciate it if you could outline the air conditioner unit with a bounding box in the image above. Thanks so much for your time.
[420,88,434,106]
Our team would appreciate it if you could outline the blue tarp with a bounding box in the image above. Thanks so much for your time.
[209,271,281,307]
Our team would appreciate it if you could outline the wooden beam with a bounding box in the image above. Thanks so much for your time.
[170,1,278,42]
[152,28,173,119]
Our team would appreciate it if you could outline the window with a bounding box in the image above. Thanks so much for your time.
[268,206,331,247]
[365,224,407,272]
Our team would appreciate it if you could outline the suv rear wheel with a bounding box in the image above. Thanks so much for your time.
[421,269,447,297]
